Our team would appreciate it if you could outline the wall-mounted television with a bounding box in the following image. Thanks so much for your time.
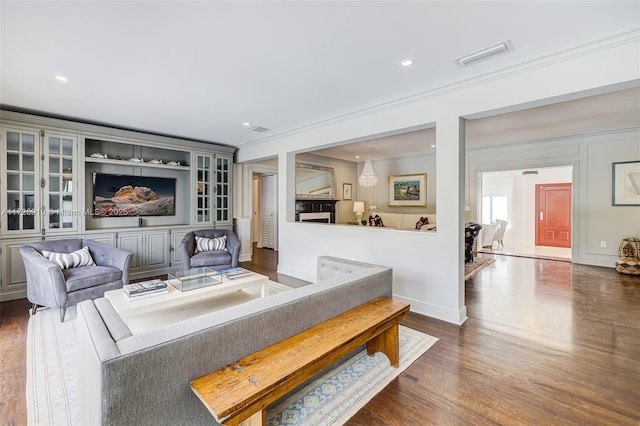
[92,173,176,217]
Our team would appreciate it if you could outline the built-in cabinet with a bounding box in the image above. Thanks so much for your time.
[2,127,79,235]
[0,110,235,301]
[193,152,233,228]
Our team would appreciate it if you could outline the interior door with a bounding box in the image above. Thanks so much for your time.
[261,175,276,250]
[536,183,572,248]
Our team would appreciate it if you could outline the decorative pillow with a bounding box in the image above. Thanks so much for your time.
[415,216,429,230]
[195,235,227,253]
[373,215,385,227]
[42,246,96,270]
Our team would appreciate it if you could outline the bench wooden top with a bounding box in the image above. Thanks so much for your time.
[190,296,409,424]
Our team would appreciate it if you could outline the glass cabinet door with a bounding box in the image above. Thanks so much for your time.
[215,155,232,225]
[3,129,39,233]
[45,133,76,231]
[193,152,232,227]
[195,154,212,224]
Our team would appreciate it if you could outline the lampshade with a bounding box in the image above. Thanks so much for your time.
[352,201,365,213]
[358,159,378,187]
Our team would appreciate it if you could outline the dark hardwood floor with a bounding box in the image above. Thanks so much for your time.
[1,251,638,425]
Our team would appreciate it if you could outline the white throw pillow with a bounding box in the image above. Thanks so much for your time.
[42,246,96,270]
[195,235,227,253]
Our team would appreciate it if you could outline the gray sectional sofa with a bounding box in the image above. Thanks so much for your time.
[76,256,393,425]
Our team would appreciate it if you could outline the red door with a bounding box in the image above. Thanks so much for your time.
[536,183,572,248]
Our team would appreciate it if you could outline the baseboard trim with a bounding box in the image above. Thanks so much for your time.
[393,294,467,326]
[0,288,26,302]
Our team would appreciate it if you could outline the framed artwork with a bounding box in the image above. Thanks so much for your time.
[343,183,352,200]
[612,160,640,206]
[388,173,427,207]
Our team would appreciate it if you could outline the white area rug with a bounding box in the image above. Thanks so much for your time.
[26,284,437,426]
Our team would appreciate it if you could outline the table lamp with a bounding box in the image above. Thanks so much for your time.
[353,201,365,224]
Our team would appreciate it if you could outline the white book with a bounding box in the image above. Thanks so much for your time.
[125,288,168,300]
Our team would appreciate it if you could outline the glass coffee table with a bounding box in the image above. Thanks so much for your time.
[168,267,222,291]
[104,267,269,325]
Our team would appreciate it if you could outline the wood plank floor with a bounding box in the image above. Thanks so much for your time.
[1,251,638,425]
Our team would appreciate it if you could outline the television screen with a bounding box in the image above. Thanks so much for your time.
[93,173,176,217]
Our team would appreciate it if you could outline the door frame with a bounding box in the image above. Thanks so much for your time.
[243,162,279,253]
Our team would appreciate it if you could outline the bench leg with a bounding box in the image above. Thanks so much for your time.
[237,409,265,426]
[366,322,400,367]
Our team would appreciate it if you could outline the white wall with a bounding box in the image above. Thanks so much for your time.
[236,36,640,325]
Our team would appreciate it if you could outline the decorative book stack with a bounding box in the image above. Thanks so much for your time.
[219,267,252,280]
[123,279,168,299]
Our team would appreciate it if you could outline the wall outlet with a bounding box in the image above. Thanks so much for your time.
[600,241,607,248]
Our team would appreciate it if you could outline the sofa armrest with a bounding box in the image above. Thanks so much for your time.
[77,300,122,426]
[83,239,133,284]
[226,231,241,268]
[180,232,196,270]
[18,245,68,308]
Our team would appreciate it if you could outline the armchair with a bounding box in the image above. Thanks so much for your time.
[180,229,241,271]
[19,239,132,321]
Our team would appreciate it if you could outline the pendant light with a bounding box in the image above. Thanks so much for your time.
[358,148,378,187]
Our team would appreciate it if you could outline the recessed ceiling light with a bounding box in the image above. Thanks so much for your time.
[55,75,68,83]
[242,122,251,126]
[401,59,413,67]
[431,144,436,148]
[355,155,360,159]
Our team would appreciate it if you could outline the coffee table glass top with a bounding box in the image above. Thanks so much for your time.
[168,267,222,292]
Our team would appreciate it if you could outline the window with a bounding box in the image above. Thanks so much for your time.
[482,195,508,224]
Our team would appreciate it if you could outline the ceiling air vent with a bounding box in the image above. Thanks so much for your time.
[455,40,513,67]
[248,125,270,133]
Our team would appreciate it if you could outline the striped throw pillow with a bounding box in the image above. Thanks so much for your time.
[42,246,96,270]
[195,235,227,253]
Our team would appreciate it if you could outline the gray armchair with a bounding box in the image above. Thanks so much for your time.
[180,229,241,271]
[19,238,132,321]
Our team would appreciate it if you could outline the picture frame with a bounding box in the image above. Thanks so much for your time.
[342,183,352,200]
[612,160,640,206]
[388,173,427,207]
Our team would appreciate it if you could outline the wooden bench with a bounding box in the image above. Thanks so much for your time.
[190,296,410,425]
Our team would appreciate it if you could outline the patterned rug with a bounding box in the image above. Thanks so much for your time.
[26,284,437,426]
[267,326,437,425]
[465,257,495,280]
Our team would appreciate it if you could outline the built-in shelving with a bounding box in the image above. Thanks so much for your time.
[85,157,190,171]
[0,109,235,302]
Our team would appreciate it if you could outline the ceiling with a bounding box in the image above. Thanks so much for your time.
[1,1,639,153]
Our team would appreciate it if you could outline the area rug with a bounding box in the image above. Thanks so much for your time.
[26,285,437,426]
[267,326,437,425]
[465,257,495,280]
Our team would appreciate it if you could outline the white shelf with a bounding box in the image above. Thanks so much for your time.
[85,157,190,170]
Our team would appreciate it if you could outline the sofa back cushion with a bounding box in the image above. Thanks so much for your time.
[27,238,83,255]
[376,212,401,228]
[401,214,428,230]
[316,255,376,281]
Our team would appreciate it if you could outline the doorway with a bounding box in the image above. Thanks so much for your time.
[252,173,278,251]
[478,166,572,261]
